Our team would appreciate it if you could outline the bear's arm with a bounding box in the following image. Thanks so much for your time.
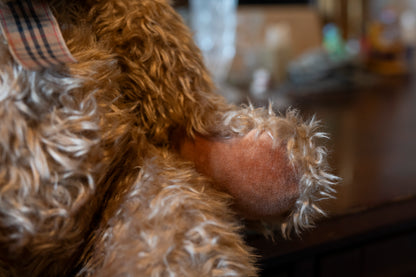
[176,130,300,220]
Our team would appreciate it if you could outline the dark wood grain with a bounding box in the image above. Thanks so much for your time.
[247,75,416,276]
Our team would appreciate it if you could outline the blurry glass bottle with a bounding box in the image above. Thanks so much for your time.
[190,0,238,87]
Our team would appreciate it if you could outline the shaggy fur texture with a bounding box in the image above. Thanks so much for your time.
[0,0,338,276]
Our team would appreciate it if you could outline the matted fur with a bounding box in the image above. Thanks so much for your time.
[0,0,337,276]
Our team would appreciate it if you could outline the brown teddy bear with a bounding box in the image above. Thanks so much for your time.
[0,0,337,276]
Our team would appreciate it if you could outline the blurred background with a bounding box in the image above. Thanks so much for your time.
[174,1,416,276]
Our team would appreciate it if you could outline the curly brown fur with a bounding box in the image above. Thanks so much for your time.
[216,107,339,237]
[77,147,257,276]
[0,0,337,275]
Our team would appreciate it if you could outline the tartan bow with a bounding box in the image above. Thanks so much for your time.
[0,0,76,70]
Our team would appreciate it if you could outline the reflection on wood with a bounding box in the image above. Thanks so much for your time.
[247,75,416,276]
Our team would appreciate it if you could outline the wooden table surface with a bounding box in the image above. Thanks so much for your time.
[244,74,416,276]
[293,75,416,217]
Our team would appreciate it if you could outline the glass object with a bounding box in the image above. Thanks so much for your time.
[190,0,239,101]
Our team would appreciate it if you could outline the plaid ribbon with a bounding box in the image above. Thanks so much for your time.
[0,0,76,70]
